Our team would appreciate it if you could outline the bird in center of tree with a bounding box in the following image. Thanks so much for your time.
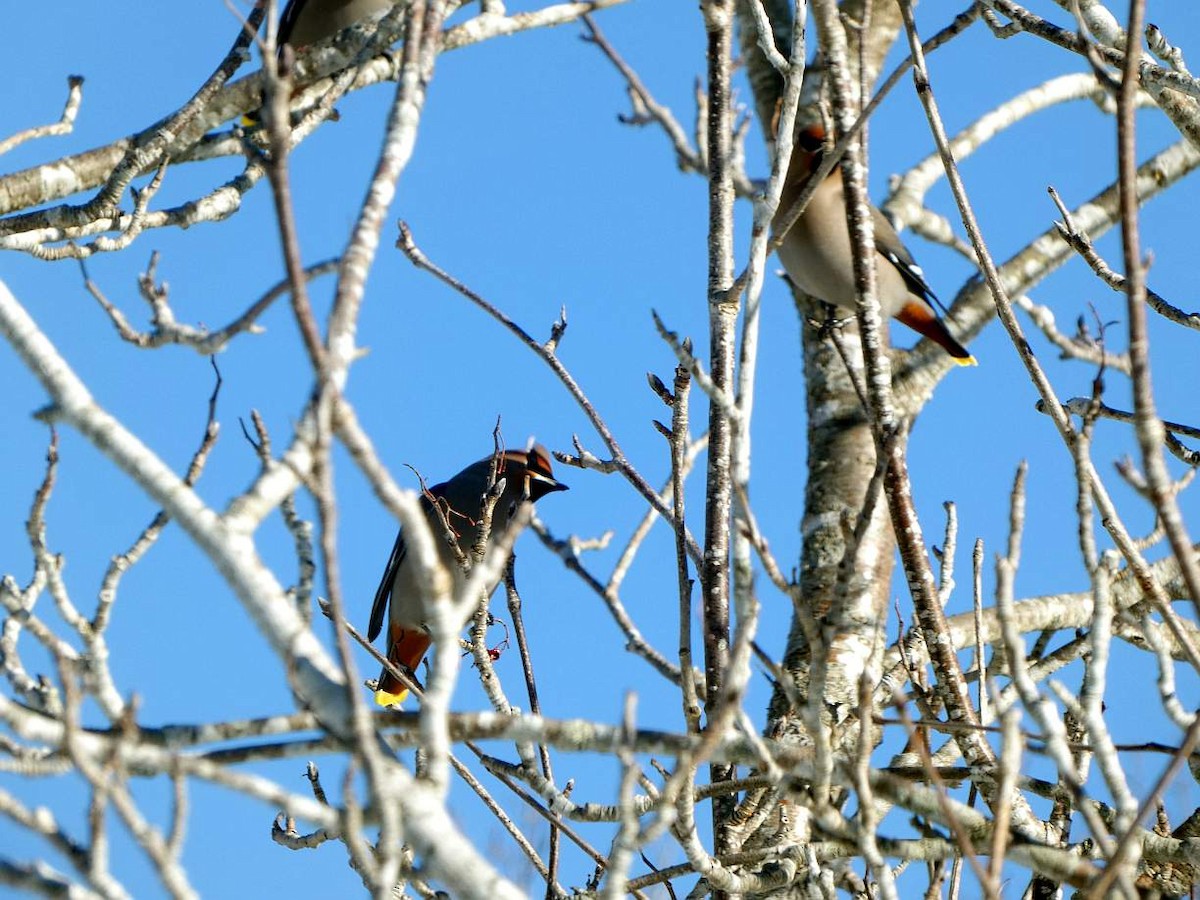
[368,445,569,706]
[773,122,976,365]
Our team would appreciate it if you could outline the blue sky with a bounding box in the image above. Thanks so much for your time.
[2,1,1199,896]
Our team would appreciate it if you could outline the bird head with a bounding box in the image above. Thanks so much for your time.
[795,122,828,158]
[776,119,831,185]
[504,444,569,502]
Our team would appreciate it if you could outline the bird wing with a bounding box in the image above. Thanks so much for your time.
[277,0,304,47]
[369,488,443,642]
[368,528,406,642]
[870,206,942,311]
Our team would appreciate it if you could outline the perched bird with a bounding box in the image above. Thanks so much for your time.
[244,0,393,123]
[274,0,395,50]
[773,123,976,365]
[368,445,569,706]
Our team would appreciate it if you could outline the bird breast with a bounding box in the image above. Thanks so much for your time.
[386,480,520,628]
[778,179,911,317]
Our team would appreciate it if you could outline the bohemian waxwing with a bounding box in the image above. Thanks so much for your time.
[773,123,976,365]
[368,445,569,706]
[275,0,395,50]
[245,0,394,124]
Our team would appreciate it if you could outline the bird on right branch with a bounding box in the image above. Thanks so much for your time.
[772,123,976,366]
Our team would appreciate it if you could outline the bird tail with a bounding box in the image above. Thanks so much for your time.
[896,301,977,366]
[375,626,432,707]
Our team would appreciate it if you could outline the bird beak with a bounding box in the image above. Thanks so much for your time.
[529,473,568,500]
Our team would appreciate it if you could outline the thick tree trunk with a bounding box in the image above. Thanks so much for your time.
[767,323,894,738]
[735,3,904,890]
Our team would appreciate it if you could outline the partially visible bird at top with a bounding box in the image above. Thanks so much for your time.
[243,0,394,124]
[274,0,395,50]
[772,122,976,366]
[368,445,569,707]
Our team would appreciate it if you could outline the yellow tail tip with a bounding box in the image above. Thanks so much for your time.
[374,688,408,708]
[954,354,978,367]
